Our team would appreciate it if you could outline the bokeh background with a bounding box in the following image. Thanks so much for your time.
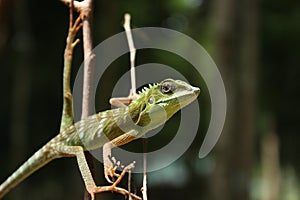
[0,0,300,199]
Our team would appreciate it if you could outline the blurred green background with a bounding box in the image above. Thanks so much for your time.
[0,0,300,199]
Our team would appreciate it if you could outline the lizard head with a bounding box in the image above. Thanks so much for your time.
[130,79,200,130]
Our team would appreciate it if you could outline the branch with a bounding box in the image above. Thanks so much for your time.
[80,0,95,119]
[124,13,148,200]
[60,0,82,133]
[109,13,138,107]
[91,162,141,200]
[142,139,148,200]
[123,13,137,96]
[76,1,96,200]
[60,1,95,200]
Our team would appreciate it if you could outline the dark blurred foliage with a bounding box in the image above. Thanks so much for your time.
[0,0,299,199]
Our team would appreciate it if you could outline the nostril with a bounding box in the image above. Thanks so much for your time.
[192,87,200,95]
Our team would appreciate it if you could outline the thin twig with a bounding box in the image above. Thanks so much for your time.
[123,13,137,96]
[112,162,135,187]
[93,185,141,200]
[60,0,82,133]
[92,163,140,200]
[142,139,148,200]
[128,169,133,200]
[123,13,148,199]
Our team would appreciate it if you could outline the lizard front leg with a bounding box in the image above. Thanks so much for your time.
[103,130,139,183]
[109,89,138,108]
[59,146,97,195]
[105,90,138,183]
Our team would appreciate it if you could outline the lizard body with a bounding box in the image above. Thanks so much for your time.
[0,79,200,199]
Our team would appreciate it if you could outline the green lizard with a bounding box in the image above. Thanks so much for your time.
[0,78,200,199]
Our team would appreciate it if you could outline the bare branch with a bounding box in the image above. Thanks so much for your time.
[109,13,138,107]
[124,13,148,199]
[92,163,141,200]
[123,13,137,97]
[81,0,95,119]
[73,1,96,200]
[128,170,133,200]
[142,139,148,200]
[60,3,83,133]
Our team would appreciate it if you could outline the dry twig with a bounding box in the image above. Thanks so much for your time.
[60,0,82,133]
[123,13,137,96]
[123,13,148,200]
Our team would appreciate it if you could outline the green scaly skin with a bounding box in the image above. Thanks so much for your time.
[0,79,200,198]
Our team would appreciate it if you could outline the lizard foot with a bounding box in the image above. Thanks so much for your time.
[104,166,120,184]
[104,156,121,183]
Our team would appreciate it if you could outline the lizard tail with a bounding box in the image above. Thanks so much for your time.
[0,144,59,198]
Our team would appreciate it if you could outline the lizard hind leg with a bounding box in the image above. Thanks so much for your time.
[58,146,97,194]
[58,145,141,200]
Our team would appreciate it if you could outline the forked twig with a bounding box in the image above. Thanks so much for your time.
[60,1,82,133]
[92,163,141,200]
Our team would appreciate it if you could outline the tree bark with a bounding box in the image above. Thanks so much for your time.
[234,0,259,199]
[209,0,259,199]
[209,0,237,199]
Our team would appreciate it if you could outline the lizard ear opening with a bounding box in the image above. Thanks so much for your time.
[148,96,155,104]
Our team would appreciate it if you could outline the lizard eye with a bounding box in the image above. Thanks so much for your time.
[148,96,155,104]
[161,81,175,94]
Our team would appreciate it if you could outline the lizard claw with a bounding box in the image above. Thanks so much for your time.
[104,156,121,184]
[104,166,120,183]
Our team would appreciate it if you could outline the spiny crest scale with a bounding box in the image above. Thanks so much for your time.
[137,82,158,95]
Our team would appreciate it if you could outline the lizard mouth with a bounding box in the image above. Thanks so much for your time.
[177,87,200,108]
